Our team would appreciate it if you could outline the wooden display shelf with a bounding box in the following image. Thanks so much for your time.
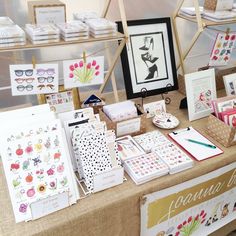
[172,0,236,74]
[177,14,236,27]
[0,32,126,52]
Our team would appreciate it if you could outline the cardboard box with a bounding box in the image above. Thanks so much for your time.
[206,114,236,147]
[28,0,66,24]
[99,108,146,137]
[204,0,233,11]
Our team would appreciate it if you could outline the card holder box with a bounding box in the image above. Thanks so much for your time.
[206,114,236,147]
[99,107,146,137]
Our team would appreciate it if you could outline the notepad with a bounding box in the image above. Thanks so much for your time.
[169,127,223,161]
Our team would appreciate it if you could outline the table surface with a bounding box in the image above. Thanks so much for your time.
[1,90,236,236]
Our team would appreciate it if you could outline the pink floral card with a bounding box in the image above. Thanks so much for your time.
[63,56,104,88]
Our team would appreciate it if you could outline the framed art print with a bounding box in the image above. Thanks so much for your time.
[118,17,178,99]
[37,85,80,113]
[185,68,217,121]
[223,73,236,96]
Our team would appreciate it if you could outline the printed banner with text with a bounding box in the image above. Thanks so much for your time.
[141,163,236,236]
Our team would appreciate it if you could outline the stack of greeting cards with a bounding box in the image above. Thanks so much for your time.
[74,11,99,22]
[212,95,236,126]
[71,120,122,192]
[85,18,117,38]
[123,152,169,185]
[0,104,79,223]
[134,130,194,174]
[56,21,89,41]
[25,24,60,44]
[0,17,26,47]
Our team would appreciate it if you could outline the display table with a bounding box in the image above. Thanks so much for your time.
[0,90,235,236]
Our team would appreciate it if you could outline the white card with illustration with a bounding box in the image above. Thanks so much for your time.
[63,56,104,89]
[10,64,58,96]
[185,69,217,121]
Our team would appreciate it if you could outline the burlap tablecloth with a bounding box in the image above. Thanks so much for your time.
[1,91,235,236]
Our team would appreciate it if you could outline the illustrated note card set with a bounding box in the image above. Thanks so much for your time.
[0,106,79,222]
[10,64,58,96]
[63,56,104,89]
[134,130,194,174]
[123,152,169,185]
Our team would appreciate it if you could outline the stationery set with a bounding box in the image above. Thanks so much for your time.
[0,104,79,222]
[25,24,60,44]
[85,18,117,38]
[0,17,26,47]
[56,21,89,41]
[134,130,194,174]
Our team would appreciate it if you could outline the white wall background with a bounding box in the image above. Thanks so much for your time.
[0,0,235,108]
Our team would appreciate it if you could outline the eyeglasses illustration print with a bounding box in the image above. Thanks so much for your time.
[17,84,34,91]
[36,68,55,76]
[37,84,55,90]
[14,69,33,77]
[15,78,35,84]
[37,76,54,83]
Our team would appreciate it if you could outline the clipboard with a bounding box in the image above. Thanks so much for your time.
[168,126,223,161]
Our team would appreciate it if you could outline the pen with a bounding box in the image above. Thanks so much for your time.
[186,139,216,149]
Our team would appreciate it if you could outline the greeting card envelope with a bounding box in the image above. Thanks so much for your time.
[169,127,223,161]
[0,119,78,222]
[56,21,88,33]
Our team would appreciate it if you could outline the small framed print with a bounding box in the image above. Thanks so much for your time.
[223,73,236,96]
[118,17,178,99]
[185,68,217,121]
[37,85,80,113]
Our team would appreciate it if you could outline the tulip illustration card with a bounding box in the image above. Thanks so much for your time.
[10,64,58,96]
[63,56,104,88]
[0,119,78,222]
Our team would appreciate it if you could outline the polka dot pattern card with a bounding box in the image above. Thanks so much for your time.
[123,152,169,185]
[134,131,194,174]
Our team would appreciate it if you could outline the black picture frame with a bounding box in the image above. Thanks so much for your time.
[118,17,178,99]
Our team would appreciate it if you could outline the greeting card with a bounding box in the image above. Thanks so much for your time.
[63,56,104,89]
[72,122,112,192]
[10,64,59,96]
[209,33,236,66]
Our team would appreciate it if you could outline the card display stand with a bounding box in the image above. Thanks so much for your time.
[77,167,125,195]
[206,114,236,147]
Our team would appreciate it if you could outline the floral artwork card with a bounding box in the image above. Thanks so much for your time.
[10,64,58,96]
[0,118,79,222]
[185,69,217,121]
[209,33,236,66]
[63,56,104,89]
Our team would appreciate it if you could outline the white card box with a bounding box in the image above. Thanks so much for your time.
[86,18,117,31]
[25,24,60,36]
[56,21,89,34]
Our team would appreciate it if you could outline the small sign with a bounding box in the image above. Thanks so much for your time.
[30,191,69,220]
[116,117,141,137]
[93,167,124,193]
